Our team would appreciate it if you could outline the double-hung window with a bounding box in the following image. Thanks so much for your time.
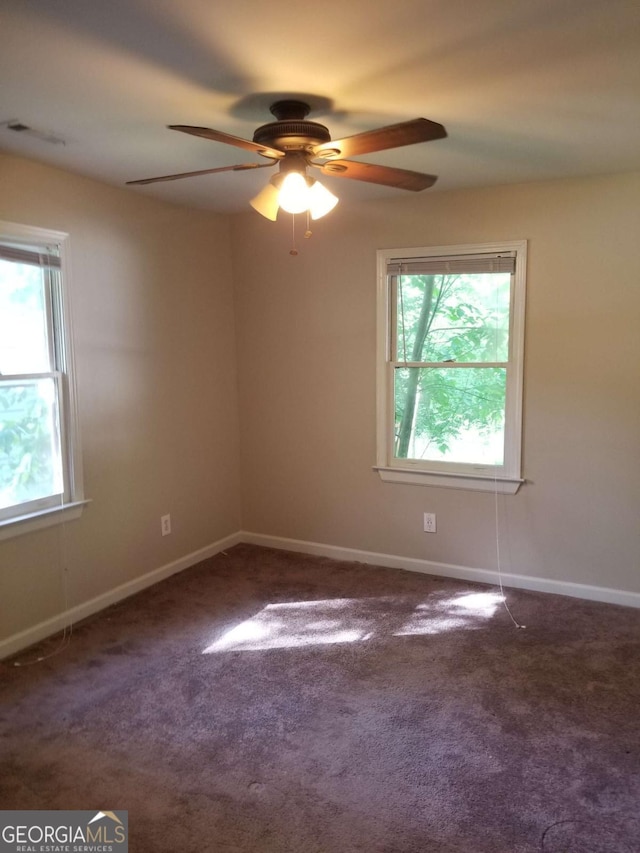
[376,241,526,493]
[0,221,85,536]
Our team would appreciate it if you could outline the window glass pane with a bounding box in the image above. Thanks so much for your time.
[396,273,511,363]
[0,378,63,510]
[394,367,506,465]
[0,258,51,374]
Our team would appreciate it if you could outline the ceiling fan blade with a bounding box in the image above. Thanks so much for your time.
[313,118,446,159]
[169,125,284,160]
[126,161,278,186]
[317,160,437,191]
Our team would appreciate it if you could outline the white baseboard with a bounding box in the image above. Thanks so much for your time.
[241,531,640,610]
[4,528,638,659]
[0,531,242,660]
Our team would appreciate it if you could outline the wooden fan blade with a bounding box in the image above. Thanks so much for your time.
[169,125,284,160]
[317,160,437,191]
[126,161,278,186]
[313,118,446,159]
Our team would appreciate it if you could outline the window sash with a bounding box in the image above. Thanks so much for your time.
[390,268,512,366]
[391,364,508,469]
[0,372,69,520]
[390,361,508,368]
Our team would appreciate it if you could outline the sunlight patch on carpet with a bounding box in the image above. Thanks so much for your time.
[203,591,502,653]
[394,591,502,636]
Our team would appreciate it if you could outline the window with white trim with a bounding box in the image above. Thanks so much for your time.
[0,221,86,536]
[376,242,526,493]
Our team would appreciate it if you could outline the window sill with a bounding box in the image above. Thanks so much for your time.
[374,467,524,494]
[0,499,90,542]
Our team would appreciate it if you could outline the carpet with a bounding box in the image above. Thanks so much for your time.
[1,544,639,852]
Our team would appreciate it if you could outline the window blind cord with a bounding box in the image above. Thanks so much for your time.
[493,479,525,630]
[492,276,525,630]
[399,275,408,363]
[11,394,74,667]
[12,504,74,667]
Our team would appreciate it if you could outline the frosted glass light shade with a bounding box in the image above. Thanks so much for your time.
[249,183,280,220]
[309,181,339,219]
[250,173,339,221]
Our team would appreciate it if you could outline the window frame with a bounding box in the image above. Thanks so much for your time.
[375,240,527,494]
[0,220,87,539]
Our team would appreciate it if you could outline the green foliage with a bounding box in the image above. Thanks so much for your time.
[0,384,56,506]
[394,273,510,461]
[0,257,60,508]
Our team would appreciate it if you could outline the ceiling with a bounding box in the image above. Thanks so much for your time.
[1,0,639,214]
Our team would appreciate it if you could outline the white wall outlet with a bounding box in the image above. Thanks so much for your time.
[161,514,171,536]
[423,512,437,533]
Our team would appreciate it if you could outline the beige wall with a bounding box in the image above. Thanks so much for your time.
[232,172,640,593]
[0,153,241,641]
[1,157,638,650]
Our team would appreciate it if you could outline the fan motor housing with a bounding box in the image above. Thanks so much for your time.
[253,119,331,152]
[252,100,331,152]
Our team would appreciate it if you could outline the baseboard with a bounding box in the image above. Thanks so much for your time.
[0,531,242,660]
[4,527,638,659]
[241,531,640,610]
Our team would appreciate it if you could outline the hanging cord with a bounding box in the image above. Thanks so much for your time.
[491,274,525,630]
[493,478,526,629]
[289,214,298,256]
[398,274,408,363]
[12,504,74,667]
[289,211,313,254]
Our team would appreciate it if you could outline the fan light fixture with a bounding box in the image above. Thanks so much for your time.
[250,169,338,221]
[125,98,446,252]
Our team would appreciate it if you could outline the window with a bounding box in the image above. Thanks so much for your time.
[0,221,86,537]
[376,241,526,493]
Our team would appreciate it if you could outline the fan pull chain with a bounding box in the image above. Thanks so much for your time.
[289,211,313,255]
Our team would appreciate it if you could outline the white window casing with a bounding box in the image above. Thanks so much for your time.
[375,241,527,494]
[0,220,88,539]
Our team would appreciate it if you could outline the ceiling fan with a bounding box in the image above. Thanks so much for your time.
[126,100,447,221]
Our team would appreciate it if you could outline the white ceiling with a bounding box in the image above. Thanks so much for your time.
[1,0,639,213]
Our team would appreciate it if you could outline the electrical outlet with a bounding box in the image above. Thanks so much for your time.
[423,512,437,533]
[161,514,171,536]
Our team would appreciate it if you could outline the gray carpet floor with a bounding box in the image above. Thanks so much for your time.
[1,544,639,852]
